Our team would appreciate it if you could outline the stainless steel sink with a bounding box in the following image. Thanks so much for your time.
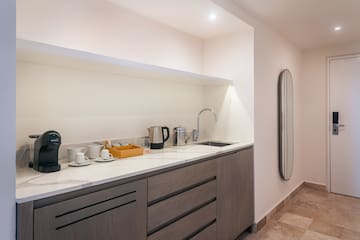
[197,141,233,147]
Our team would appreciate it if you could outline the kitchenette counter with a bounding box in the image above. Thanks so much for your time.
[16,142,253,203]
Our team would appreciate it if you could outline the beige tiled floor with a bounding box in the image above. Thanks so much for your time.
[242,186,360,240]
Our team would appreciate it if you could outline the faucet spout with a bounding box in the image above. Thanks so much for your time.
[193,108,217,142]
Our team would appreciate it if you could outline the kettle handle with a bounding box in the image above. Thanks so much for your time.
[162,127,170,143]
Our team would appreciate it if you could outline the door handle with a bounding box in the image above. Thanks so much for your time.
[332,112,345,135]
[333,123,345,135]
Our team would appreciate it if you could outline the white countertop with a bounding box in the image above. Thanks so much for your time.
[16,142,253,203]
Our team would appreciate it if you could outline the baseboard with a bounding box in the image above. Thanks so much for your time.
[253,181,326,232]
[303,181,327,191]
[251,217,266,233]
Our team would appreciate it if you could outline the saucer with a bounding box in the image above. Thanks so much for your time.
[94,157,115,163]
[69,161,92,167]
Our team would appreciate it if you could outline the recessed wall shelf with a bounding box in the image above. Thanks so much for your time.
[16,39,233,85]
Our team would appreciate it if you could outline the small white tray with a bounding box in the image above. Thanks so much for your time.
[94,157,116,163]
[68,161,92,167]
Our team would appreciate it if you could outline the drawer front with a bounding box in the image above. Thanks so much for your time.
[37,201,137,240]
[148,180,216,232]
[38,180,140,218]
[190,222,216,240]
[34,180,147,240]
[148,201,216,240]
[148,160,216,203]
[53,192,136,229]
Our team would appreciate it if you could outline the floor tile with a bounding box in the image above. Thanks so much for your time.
[308,220,343,238]
[328,193,360,211]
[279,213,313,229]
[255,222,305,240]
[243,186,360,240]
[300,230,340,240]
[314,207,360,232]
[340,228,360,240]
[285,199,323,219]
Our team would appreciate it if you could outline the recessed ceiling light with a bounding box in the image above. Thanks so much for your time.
[334,26,342,32]
[208,12,217,22]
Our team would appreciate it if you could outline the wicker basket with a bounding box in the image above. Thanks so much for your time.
[106,144,144,159]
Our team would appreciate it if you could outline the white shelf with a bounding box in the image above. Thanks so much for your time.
[16,39,233,85]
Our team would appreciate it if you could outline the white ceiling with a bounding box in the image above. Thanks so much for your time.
[108,0,252,39]
[233,0,360,49]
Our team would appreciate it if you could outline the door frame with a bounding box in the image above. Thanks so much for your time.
[326,53,360,192]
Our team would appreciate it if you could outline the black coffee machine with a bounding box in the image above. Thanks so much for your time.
[29,130,61,173]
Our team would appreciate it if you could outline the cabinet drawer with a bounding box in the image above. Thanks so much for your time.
[37,180,140,218]
[34,180,147,240]
[39,201,137,240]
[148,201,216,240]
[148,180,216,232]
[148,160,216,203]
[190,221,216,240]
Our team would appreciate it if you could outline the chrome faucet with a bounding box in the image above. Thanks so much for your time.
[193,108,217,142]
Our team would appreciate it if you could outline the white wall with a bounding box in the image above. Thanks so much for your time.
[0,0,16,239]
[213,0,304,222]
[254,23,303,222]
[203,31,254,142]
[16,0,204,74]
[302,42,360,185]
[16,0,206,148]
[16,0,255,150]
[16,61,204,147]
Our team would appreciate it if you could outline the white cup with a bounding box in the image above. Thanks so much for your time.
[75,152,89,164]
[67,147,87,162]
[101,149,113,160]
[87,144,104,159]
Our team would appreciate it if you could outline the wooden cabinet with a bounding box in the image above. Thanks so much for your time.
[17,147,254,240]
[32,179,147,240]
[217,148,254,240]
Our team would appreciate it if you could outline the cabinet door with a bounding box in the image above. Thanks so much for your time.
[34,179,147,240]
[217,148,254,240]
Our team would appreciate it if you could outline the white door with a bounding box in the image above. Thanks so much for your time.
[330,55,360,198]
